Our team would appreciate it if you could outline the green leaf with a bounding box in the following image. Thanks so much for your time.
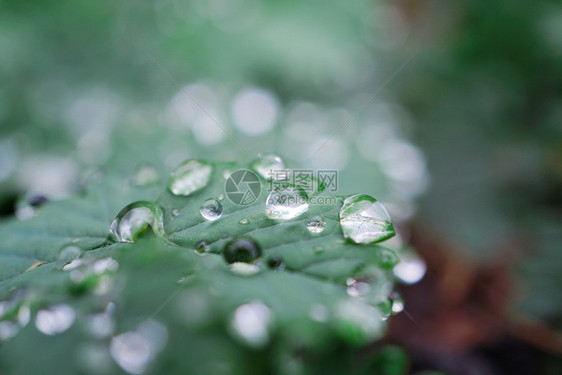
[0,160,401,374]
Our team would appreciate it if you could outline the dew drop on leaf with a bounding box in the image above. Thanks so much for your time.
[108,201,165,243]
[250,153,286,180]
[57,246,83,269]
[35,304,76,335]
[391,293,404,315]
[239,218,250,225]
[267,256,285,270]
[393,251,426,285]
[345,278,371,298]
[229,262,261,276]
[339,194,395,244]
[230,302,272,347]
[265,186,309,220]
[306,216,325,234]
[223,237,261,264]
[200,198,223,221]
[195,240,209,255]
[167,159,213,196]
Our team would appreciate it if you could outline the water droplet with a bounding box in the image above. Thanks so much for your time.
[306,216,326,234]
[217,194,225,201]
[109,201,165,243]
[250,153,286,180]
[393,252,426,285]
[172,209,179,217]
[132,164,159,186]
[195,240,209,255]
[110,332,153,374]
[391,294,404,315]
[265,186,309,220]
[239,218,250,225]
[93,257,119,274]
[230,302,272,347]
[15,195,47,220]
[267,256,285,270]
[229,262,261,276]
[346,278,371,298]
[168,159,213,196]
[35,304,76,335]
[57,246,83,269]
[339,194,395,244]
[200,198,223,221]
[223,237,261,264]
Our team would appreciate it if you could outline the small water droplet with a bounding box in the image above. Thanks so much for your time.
[346,278,371,298]
[230,302,272,347]
[229,262,261,276]
[393,252,426,285]
[391,294,404,315]
[93,257,119,274]
[35,304,76,335]
[110,332,152,374]
[172,209,179,217]
[132,164,159,186]
[200,198,223,221]
[168,159,213,196]
[267,256,285,270]
[195,240,209,255]
[109,201,165,243]
[57,246,83,269]
[223,237,261,264]
[15,195,47,220]
[239,218,250,225]
[339,194,395,244]
[265,186,309,220]
[250,153,286,180]
[217,194,225,201]
[306,216,326,234]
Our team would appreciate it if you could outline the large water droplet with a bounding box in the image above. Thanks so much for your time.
[35,304,76,335]
[168,159,213,196]
[339,194,395,244]
[200,198,223,221]
[265,186,309,220]
[109,201,165,243]
[230,302,272,347]
[223,237,261,264]
[306,216,326,234]
[250,153,286,180]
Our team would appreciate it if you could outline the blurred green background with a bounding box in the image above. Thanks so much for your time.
[1,0,561,374]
